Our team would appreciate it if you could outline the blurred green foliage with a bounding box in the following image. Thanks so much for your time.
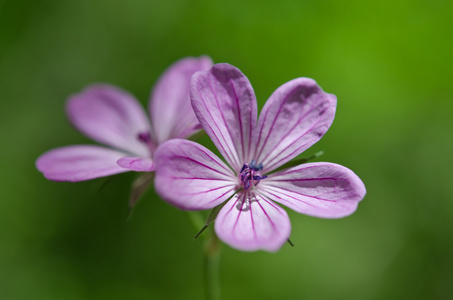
[1,0,452,299]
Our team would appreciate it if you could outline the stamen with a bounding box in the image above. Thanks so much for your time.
[244,178,251,190]
[238,160,268,190]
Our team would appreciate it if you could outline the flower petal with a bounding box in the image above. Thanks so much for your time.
[117,156,154,172]
[36,145,129,182]
[253,78,336,172]
[260,162,366,218]
[215,191,291,252]
[150,56,213,144]
[191,63,258,172]
[154,139,237,210]
[67,84,151,157]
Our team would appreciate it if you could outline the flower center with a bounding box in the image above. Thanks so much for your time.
[239,160,268,190]
[137,131,151,144]
[137,131,156,153]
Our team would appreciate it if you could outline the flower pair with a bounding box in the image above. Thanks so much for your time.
[37,58,366,252]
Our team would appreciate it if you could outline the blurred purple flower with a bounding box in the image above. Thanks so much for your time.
[154,63,366,252]
[36,56,212,182]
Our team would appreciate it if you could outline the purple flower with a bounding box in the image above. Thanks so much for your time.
[36,56,213,182]
[154,63,366,252]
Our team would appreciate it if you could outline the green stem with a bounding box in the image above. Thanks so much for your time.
[204,230,221,300]
[185,211,222,299]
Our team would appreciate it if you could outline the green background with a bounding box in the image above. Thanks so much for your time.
[1,0,452,299]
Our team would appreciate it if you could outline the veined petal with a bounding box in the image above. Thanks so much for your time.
[117,156,154,172]
[150,56,213,144]
[67,84,151,157]
[191,63,258,172]
[260,162,366,218]
[154,139,236,210]
[254,78,336,172]
[215,191,291,252]
[36,145,129,182]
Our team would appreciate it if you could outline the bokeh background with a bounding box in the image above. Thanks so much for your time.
[1,0,452,299]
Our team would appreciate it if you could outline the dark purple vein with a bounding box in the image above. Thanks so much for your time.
[263,185,338,204]
[230,79,245,163]
[197,83,238,168]
[254,88,299,161]
[208,78,241,170]
[179,184,234,196]
[259,101,319,165]
[173,155,231,177]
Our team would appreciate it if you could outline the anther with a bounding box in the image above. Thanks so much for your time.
[238,160,267,190]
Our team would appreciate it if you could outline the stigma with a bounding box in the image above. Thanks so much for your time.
[239,160,268,190]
